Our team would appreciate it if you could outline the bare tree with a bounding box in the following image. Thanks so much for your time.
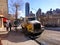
[8,0,23,31]
[8,0,23,18]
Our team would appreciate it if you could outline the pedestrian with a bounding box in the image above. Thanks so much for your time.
[9,20,12,31]
[6,20,9,31]
[6,20,12,31]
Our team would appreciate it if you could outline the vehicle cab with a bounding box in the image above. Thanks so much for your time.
[21,16,44,36]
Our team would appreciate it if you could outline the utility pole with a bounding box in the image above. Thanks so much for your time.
[14,3,19,32]
[15,3,19,20]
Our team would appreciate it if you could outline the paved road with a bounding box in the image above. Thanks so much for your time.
[1,26,60,45]
[0,31,39,45]
[36,28,60,45]
[45,27,60,31]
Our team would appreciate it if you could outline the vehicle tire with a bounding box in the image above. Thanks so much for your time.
[33,29,44,36]
[22,27,28,35]
[25,28,33,37]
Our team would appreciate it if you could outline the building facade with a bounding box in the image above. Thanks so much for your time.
[25,2,30,17]
[0,0,8,18]
[36,8,41,20]
[39,14,60,26]
[36,8,41,17]
[29,11,35,17]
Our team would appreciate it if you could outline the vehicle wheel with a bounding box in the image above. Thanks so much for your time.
[33,29,44,36]
[25,28,31,36]
[22,27,28,35]
[29,36,35,40]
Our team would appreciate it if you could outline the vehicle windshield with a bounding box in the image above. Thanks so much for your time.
[28,17,35,21]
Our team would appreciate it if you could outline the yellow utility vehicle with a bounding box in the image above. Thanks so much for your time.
[21,16,44,36]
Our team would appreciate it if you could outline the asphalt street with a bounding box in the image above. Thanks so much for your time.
[36,28,60,45]
[0,30,39,45]
[0,26,60,45]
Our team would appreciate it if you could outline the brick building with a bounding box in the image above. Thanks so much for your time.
[0,0,8,18]
[39,14,60,26]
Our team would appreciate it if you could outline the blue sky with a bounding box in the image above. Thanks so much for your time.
[24,0,60,13]
[8,0,60,17]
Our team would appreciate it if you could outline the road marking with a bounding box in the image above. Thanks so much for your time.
[27,36,41,45]
[34,40,41,45]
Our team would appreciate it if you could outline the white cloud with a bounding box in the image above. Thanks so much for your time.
[18,11,25,18]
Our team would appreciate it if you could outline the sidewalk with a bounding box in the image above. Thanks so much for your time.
[0,28,8,34]
[1,31,39,45]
